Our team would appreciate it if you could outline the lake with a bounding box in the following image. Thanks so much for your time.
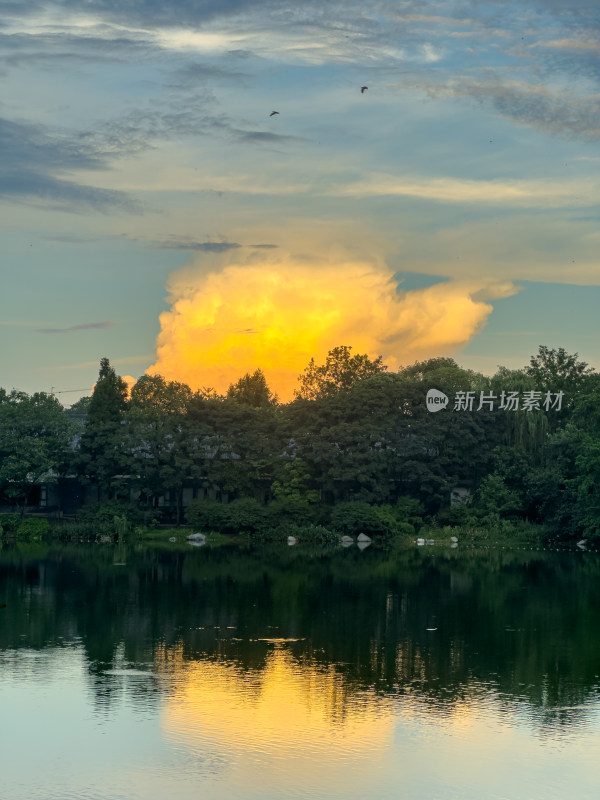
[1,537,599,800]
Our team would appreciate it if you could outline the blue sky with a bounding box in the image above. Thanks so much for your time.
[1,0,599,400]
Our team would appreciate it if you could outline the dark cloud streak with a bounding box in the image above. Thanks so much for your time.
[156,240,243,252]
[154,239,279,251]
[0,117,140,211]
[37,321,116,334]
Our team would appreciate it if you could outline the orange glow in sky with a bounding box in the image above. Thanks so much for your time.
[148,248,516,399]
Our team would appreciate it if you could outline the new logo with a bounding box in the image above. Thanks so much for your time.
[426,389,449,412]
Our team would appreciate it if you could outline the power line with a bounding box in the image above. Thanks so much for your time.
[49,387,89,396]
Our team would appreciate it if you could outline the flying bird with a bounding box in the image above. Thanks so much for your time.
[269,110,279,116]
[360,86,368,93]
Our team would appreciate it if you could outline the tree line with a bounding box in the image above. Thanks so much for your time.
[1,345,599,542]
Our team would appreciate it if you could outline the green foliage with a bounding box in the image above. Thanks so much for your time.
[185,499,231,532]
[525,346,593,430]
[16,518,50,539]
[186,498,270,534]
[222,498,270,533]
[573,434,600,541]
[112,515,130,536]
[394,496,425,528]
[436,503,478,528]
[0,514,20,533]
[280,523,339,544]
[0,390,74,505]
[369,504,415,536]
[296,345,387,400]
[3,342,597,541]
[76,500,144,526]
[75,359,130,494]
[268,497,320,526]
[472,473,522,523]
[129,374,193,414]
[66,395,92,417]
[87,357,129,425]
[124,376,197,519]
[525,345,592,392]
[329,501,393,537]
[271,458,320,505]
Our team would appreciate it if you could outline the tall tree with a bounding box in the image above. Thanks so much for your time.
[76,358,130,497]
[525,346,592,391]
[88,357,129,424]
[296,345,387,400]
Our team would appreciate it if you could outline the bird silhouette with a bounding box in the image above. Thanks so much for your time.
[269,110,279,116]
[360,86,368,93]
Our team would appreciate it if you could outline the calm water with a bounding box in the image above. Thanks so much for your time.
[1,538,600,800]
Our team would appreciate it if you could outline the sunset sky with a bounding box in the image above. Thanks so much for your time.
[2,0,599,400]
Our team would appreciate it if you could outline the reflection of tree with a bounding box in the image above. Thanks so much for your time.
[1,543,600,731]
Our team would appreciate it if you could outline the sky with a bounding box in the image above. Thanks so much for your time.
[1,0,599,402]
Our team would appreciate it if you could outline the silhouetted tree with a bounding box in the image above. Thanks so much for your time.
[227,369,277,407]
[296,345,386,400]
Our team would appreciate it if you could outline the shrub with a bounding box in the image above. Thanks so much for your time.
[185,499,231,532]
[284,523,338,544]
[16,518,50,538]
[268,496,320,526]
[394,496,425,530]
[223,498,270,534]
[436,503,478,528]
[77,500,144,526]
[329,501,392,537]
[0,514,20,534]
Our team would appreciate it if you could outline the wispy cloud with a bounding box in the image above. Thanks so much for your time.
[0,117,139,212]
[331,173,600,207]
[393,78,600,141]
[37,320,115,334]
[160,170,599,208]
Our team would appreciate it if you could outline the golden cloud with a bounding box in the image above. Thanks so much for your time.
[148,246,517,399]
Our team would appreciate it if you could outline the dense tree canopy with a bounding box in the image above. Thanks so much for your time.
[0,390,74,505]
[2,345,600,542]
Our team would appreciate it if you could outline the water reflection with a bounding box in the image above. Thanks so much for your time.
[161,645,396,796]
[1,540,600,799]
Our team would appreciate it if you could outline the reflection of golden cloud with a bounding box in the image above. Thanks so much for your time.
[148,247,516,399]
[160,646,396,792]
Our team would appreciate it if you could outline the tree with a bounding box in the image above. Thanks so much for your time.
[76,359,130,497]
[186,392,283,501]
[226,369,277,407]
[0,390,74,508]
[125,375,195,521]
[66,395,92,417]
[295,345,387,400]
[88,357,128,425]
[471,473,522,523]
[525,346,594,427]
[129,374,193,414]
